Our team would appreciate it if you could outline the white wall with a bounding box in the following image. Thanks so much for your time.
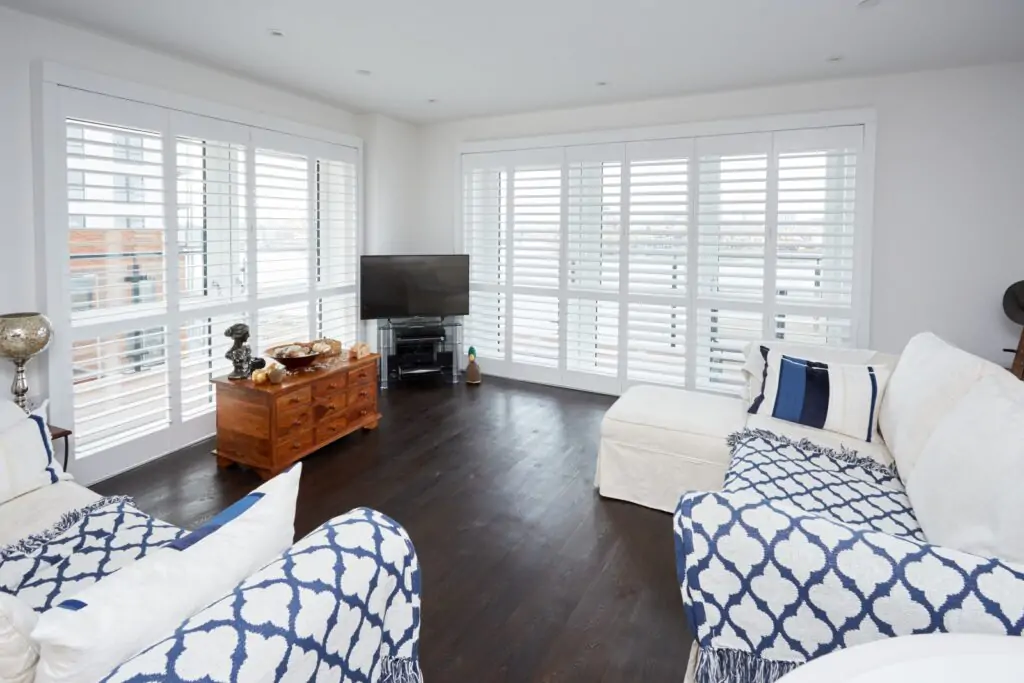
[0,7,358,398]
[418,62,1024,363]
[356,113,421,254]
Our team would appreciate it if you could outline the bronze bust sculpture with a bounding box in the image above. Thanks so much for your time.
[225,323,266,380]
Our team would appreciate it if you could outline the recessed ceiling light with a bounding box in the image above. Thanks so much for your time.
[356,69,372,76]
[427,98,438,104]
[595,81,608,87]
[858,0,881,8]
[826,55,845,63]
[268,28,285,37]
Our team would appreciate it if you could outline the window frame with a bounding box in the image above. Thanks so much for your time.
[457,110,876,397]
[37,66,364,484]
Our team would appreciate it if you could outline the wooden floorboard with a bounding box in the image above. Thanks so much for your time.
[94,376,692,682]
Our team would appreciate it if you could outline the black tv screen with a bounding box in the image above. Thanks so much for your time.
[360,255,470,320]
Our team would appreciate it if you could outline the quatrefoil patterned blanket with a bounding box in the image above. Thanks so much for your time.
[0,498,422,682]
[674,429,1024,683]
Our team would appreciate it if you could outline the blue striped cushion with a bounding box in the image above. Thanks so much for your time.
[748,346,891,443]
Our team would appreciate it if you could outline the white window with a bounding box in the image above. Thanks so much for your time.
[461,119,871,397]
[48,88,361,477]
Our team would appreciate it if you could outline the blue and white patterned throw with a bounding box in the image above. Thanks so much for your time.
[104,507,423,683]
[675,429,1024,683]
[0,496,185,612]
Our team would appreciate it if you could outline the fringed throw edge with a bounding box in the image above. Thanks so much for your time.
[727,428,899,479]
[0,495,134,561]
[695,645,800,683]
[380,655,422,683]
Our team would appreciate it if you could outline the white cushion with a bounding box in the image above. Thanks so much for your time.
[0,482,100,548]
[32,464,302,683]
[879,333,1011,483]
[0,593,38,683]
[747,346,891,443]
[741,340,895,402]
[0,405,68,506]
[907,375,1024,564]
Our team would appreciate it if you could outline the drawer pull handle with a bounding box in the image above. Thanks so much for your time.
[360,409,369,417]
[291,441,301,448]
[325,405,336,412]
[327,383,338,390]
[291,418,303,426]
[289,397,300,405]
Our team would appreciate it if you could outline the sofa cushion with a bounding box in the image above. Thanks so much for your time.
[0,593,38,683]
[907,375,1024,564]
[879,333,1011,483]
[32,465,301,683]
[0,403,68,506]
[747,347,891,443]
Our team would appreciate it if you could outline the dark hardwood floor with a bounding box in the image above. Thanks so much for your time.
[94,376,692,682]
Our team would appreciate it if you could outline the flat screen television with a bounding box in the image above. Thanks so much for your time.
[360,255,470,320]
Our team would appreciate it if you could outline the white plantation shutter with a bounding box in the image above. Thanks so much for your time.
[176,137,247,308]
[627,140,691,298]
[459,119,868,397]
[318,293,358,346]
[694,134,770,393]
[315,155,359,344]
[255,149,310,296]
[773,127,861,346]
[463,164,508,360]
[258,301,312,352]
[627,303,687,387]
[512,165,561,289]
[565,145,622,383]
[49,89,362,478]
[72,328,170,457]
[695,308,763,392]
[511,162,561,366]
[180,313,242,421]
[67,120,166,322]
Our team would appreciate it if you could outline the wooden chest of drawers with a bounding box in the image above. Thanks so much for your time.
[211,354,381,479]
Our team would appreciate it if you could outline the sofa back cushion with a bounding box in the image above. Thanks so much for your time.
[0,401,66,506]
[906,374,1024,564]
[879,333,1008,483]
[31,464,301,683]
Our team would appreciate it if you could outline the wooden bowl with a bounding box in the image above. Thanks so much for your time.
[265,345,320,371]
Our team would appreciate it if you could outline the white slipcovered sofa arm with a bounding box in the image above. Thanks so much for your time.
[674,490,1024,681]
[104,508,422,683]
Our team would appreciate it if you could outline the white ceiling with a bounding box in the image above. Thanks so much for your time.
[4,0,1024,123]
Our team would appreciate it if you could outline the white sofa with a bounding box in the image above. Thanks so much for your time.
[0,439,422,682]
[598,332,1024,683]
[596,340,897,512]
